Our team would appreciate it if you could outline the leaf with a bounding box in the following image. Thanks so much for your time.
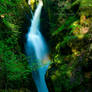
[52,16,77,36]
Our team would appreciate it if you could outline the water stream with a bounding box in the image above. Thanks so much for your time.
[25,1,50,92]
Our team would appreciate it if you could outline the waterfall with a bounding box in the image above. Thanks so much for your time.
[25,1,50,92]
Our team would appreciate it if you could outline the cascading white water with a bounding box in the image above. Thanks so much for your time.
[25,0,50,92]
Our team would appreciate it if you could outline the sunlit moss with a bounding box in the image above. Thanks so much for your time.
[55,70,61,77]
[71,15,90,39]
[80,15,86,25]
[28,0,35,10]
[51,75,56,81]
[56,42,61,50]
[54,54,62,64]
[72,49,80,56]
[71,21,81,36]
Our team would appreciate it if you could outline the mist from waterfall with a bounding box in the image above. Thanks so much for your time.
[25,1,50,92]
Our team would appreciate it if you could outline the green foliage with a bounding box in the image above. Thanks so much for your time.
[0,0,21,15]
[48,0,92,92]
[0,40,30,81]
[0,0,32,89]
[0,0,92,91]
